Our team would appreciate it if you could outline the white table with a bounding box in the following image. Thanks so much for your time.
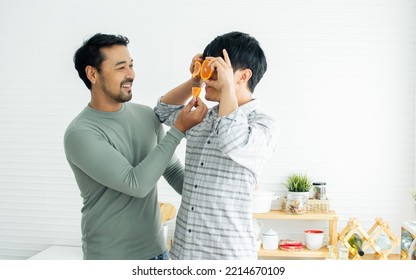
[28,246,83,260]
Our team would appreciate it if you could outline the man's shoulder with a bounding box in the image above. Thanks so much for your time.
[249,108,276,125]
[64,108,101,142]
[126,102,157,118]
[126,102,152,111]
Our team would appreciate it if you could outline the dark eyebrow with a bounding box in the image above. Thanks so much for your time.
[115,59,133,67]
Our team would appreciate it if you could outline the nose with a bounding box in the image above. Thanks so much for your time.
[127,67,135,79]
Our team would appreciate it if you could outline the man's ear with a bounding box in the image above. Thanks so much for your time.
[86,65,98,85]
[237,68,252,85]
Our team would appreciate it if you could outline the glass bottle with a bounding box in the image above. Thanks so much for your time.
[337,241,349,260]
[348,233,365,257]
[326,245,337,260]
[375,232,392,251]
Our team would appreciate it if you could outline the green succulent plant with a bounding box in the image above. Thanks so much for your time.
[412,191,416,202]
[285,173,312,192]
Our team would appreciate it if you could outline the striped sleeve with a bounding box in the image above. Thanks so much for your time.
[154,97,184,127]
[215,109,277,177]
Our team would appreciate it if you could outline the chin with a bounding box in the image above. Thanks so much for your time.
[121,92,133,102]
[204,91,219,102]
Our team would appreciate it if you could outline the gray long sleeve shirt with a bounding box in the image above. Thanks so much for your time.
[64,102,184,259]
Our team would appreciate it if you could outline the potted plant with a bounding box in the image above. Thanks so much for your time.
[284,173,312,214]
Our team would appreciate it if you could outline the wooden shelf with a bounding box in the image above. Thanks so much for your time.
[254,210,338,221]
[258,247,400,259]
[254,210,339,259]
[258,246,328,258]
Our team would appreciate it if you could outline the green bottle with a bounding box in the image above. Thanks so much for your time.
[348,233,365,256]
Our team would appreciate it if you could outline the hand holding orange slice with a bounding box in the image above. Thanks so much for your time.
[191,59,213,80]
[192,87,201,98]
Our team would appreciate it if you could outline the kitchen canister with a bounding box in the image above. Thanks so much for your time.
[262,229,279,250]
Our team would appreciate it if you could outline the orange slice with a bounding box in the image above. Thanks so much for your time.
[192,87,201,98]
[192,61,202,78]
[200,60,213,80]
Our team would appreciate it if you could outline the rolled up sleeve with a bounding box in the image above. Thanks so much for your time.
[154,97,184,127]
[215,107,277,177]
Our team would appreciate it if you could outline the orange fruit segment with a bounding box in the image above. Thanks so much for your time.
[200,60,213,80]
[192,87,202,98]
[192,61,202,78]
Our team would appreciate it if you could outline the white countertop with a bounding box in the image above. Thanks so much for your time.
[28,246,82,260]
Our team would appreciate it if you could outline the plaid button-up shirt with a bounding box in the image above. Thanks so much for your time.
[154,98,277,259]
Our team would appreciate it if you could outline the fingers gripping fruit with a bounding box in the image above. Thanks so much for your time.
[192,87,201,98]
[192,60,212,80]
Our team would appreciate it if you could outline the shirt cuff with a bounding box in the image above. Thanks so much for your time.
[166,126,185,142]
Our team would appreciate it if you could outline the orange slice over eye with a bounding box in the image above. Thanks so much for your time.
[192,87,202,98]
[200,60,213,80]
[192,61,202,78]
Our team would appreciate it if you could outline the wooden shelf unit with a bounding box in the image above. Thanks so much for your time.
[254,210,339,258]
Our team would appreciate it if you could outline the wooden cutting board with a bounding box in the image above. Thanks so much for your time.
[159,203,176,224]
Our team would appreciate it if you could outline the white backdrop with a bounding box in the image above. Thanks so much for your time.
[0,0,414,259]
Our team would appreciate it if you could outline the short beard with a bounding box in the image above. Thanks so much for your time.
[99,76,133,103]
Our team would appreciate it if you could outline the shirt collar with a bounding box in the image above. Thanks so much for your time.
[210,99,258,117]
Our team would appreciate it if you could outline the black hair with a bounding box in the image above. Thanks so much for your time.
[73,33,129,89]
[202,31,267,92]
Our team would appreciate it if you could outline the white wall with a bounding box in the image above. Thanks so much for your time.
[0,0,414,259]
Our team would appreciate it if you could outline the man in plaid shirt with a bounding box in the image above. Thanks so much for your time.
[155,31,277,259]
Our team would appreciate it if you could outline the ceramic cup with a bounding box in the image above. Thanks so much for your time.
[304,229,324,250]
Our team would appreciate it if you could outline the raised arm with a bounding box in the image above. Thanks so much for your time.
[64,126,185,198]
[161,54,204,105]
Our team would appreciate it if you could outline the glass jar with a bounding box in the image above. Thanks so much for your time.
[285,192,309,214]
[313,182,327,200]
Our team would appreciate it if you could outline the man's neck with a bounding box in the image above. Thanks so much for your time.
[89,99,123,112]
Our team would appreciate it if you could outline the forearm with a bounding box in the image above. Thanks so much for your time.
[161,78,201,105]
[218,86,238,117]
[163,156,184,195]
[127,127,185,196]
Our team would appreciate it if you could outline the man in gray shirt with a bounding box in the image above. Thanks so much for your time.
[64,33,207,259]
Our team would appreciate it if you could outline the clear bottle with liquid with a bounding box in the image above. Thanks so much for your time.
[337,241,349,260]
[326,245,337,260]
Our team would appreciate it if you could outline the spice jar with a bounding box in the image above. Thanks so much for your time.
[313,182,327,200]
